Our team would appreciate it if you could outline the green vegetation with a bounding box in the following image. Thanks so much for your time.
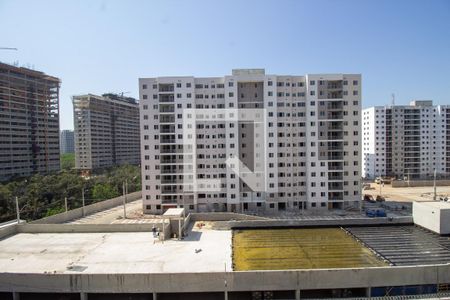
[233,228,387,270]
[0,164,141,223]
[60,153,75,170]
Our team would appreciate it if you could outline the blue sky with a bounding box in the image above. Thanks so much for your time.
[1,0,449,130]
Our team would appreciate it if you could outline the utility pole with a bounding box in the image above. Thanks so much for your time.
[64,197,68,212]
[15,196,20,224]
[433,169,437,201]
[82,188,85,216]
[379,179,382,197]
[122,181,127,219]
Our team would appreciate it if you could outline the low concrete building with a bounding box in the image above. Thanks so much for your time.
[1,215,450,299]
[413,201,450,234]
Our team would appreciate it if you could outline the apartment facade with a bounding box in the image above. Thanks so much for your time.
[73,93,140,171]
[362,101,450,179]
[60,129,74,154]
[140,69,361,214]
[0,62,60,181]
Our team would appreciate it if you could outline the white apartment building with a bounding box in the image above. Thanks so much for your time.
[140,69,361,214]
[362,100,450,180]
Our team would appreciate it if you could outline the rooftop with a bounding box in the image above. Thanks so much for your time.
[0,224,231,274]
[1,222,450,275]
[416,201,450,210]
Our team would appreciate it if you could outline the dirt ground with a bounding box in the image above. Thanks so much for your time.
[363,183,450,202]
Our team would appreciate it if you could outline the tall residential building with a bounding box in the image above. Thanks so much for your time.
[362,100,449,180]
[139,69,361,214]
[0,62,60,181]
[73,93,140,171]
[60,129,74,154]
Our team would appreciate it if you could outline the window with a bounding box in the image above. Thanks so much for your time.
[176,83,182,88]
[142,84,147,89]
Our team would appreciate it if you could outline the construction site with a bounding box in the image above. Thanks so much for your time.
[0,62,60,181]
[0,194,450,300]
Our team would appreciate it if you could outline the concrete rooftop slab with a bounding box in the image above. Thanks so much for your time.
[0,227,231,274]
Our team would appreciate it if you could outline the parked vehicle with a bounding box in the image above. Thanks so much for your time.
[364,194,376,203]
[376,195,385,202]
[366,209,387,218]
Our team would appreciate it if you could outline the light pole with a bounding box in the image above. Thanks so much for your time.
[15,197,20,224]
[433,169,437,201]
[122,181,127,219]
[15,179,28,223]
[82,187,86,216]
[14,198,30,224]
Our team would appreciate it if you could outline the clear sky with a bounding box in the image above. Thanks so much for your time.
[1,0,449,130]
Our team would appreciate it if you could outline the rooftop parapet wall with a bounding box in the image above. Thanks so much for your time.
[0,265,449,293]
[199,216,413,230]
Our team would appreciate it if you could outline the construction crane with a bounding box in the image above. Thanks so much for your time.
[0,47,18,51]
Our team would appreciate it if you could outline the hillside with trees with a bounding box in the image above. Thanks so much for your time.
[0,165,141,223]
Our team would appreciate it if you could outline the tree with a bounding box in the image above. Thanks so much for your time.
[92,183,118,200]
[60,153,75,170]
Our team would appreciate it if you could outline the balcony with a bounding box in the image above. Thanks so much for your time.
[159,104,175,113]
[159,94,174,103]
[319,111,343,120]
[161,165,185,174]
[328,192,344,201]
[327,153,344,160]
[160,125,175,134]
[160,115,175,123]
[328,172,343,180]
[328,162,343,170]
[327,123,343,131]
[322,132,344,140]
[159,84,174,92]
[328,182,343,191]
[160,136,176,144]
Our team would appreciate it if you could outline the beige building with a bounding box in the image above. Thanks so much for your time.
[139,69,361,214]
[73,93,140,171]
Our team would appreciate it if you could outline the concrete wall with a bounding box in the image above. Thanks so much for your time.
[392,180,450,188]
[31,191,141,224]
[209,216,413,230]
[17,223,169,235]
[0,223,17,240]
[0,264,449,293]
[442,208,450,234]
[413,202,441,234]
[190,212,268,222]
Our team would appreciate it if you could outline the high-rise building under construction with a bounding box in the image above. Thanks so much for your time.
[0,62,60,181]
[73,93,140,171]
